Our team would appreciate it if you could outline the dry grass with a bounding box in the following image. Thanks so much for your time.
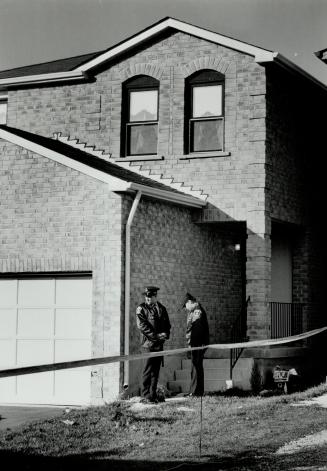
[1,384,327,470]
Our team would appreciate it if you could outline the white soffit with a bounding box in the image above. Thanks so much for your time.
[0,71,87,88]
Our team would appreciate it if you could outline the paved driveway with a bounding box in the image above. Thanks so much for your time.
[0,405,65,430]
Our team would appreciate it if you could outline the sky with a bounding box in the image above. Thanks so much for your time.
[0,0,327,85]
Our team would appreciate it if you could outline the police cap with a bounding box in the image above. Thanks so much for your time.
[142,286,160,297]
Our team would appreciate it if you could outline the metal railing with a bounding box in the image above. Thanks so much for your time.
[270,302,303,339]
[230,297,249,379]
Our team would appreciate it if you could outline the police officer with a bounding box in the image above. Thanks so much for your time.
[182,292,209,397]
[136,286,171,403]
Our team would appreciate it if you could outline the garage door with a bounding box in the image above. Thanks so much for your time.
[0,276,92,405]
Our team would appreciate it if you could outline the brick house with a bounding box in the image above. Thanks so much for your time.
[0,18,326,405]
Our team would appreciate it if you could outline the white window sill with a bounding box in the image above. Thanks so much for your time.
[115,155,164,162]
[179,151,231,160]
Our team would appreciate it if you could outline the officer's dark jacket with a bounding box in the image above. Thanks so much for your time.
[186,302,209,347]
[136,302,171,351]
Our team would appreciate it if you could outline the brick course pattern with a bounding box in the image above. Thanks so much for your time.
[124,197,243,393]
[3,28,326,349]
[0,141,124,403]
[5,30,268,339]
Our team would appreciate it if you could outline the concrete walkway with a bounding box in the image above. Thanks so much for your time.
[292,393,327,408]
[0,405,65,430]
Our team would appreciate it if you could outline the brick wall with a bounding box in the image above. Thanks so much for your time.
[0,141,124,403]
[5,30,269,339]
[124,197,243,391]
[266,66,326,331]
[7,31,266,223]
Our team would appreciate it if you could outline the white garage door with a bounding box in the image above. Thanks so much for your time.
[0,276,92,405]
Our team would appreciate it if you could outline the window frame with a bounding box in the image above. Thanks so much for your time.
[185,70,225,155]
[121,75,159,157]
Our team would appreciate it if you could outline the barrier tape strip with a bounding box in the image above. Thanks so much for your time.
[0,326,326,379]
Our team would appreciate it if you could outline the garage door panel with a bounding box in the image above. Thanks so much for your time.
[17,309,53,337]
[55,370,90,402]
[0,280,17,307]
[56,279,92,307]
[16,339,53,365]
[18,279,54,306]
[17,372,55,399]
[0,309,16,337]
[55,339,91,362]
[0,340,15,367]
[55,309,91,337]
[0,276,92,406]
[0,378,16,400]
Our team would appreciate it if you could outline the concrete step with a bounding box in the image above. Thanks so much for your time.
[175,367,230,381]
[168,379,227,393]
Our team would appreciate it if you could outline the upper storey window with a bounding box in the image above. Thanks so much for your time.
[122,75,159,157]
[185,70,224,153]
[0,97,7,124]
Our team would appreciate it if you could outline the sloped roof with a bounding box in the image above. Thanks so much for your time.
[0,17,326,91]
[0,125,205,208]
[0,51,103,80]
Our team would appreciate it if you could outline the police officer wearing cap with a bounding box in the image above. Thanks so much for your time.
[136,286,171,403]
[182,292,209,397]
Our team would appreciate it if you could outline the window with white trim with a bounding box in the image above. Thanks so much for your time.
[121,75,159,157]
[185,70,224,153]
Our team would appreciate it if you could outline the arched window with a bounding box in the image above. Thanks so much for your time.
[185,70,224,154]
[121,75,159,157]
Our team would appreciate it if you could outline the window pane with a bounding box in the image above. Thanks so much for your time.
[128,124,158,155]
[0,101,7,124]
[192,85,222,118]
[129,90,158,121]
[191,119,223,152]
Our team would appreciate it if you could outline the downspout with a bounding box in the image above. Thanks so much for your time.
[123,190,142,388]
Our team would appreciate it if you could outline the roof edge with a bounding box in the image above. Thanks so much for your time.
[127,182,206,208]
[257,52,327,91]
[75,17,275,73]
[0,70,87,90]
[1,17,325,91]
[0,126,205,209]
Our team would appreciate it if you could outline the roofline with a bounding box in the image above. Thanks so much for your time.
[0,70,87,89]
[257,52,327,91]
[75,17,274,72]
[0,127,205,208]
[0,17,325,92]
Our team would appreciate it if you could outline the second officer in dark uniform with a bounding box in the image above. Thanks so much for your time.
[136,286,171,403]
[182,292,209,397]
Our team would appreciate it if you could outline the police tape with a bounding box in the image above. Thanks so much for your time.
[0,326,326,379]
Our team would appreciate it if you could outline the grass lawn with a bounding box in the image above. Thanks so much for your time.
[1,384,327,470]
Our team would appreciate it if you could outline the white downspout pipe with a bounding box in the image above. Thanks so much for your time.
[123,190,142,388]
